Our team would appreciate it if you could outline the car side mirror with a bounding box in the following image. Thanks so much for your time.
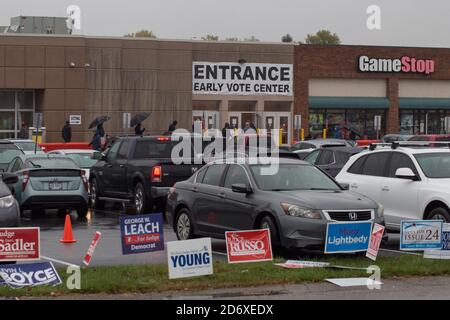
[340,183,350,190]
[395,167,418,180]
[231,183,252,194]
[92,152,102,160]
[2,173,18,185]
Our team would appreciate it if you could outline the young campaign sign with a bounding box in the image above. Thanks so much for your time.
[192,62,293,96]
[325,222,372,253]
[225,229,273,263]
[167,238,213,279]
[120,213,164,255]
[0,262,61,289]
[0,228,40,262]
[366,223,385,261]
[400,220,443,250]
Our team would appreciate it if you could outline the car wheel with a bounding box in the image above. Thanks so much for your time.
[77,206,88,219]
[31,209,45,218]
[90,179,105,210]
[259,215,280,249]
[428,207,450,222]
[134,183,150,215]
[175,209,194,240]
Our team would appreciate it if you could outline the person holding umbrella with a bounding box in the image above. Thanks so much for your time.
[88,116,110,150]
[130,112,150,136]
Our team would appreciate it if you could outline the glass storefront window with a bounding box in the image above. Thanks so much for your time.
[0,92,15,109]
[0,112,15,131]
[400,109,450,135]
[0,91,35,138]
[18,92,34,110]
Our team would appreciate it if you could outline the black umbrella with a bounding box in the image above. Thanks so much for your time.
[130,112,151,127]
[343,126,363,138]
[88,116,110,129]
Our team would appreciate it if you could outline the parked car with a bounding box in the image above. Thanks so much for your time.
[408,134,450,143]
[166,158,385,250]
[0,140,24,172]
[47,149,101,180]
[290,139,352,160]
[381,134,414,143]
[336,143,450,230]
[0,173,20,227]
[6,154,89,217]
[303,146,364,177]
[4,139,45,155]
[89,136,204,215]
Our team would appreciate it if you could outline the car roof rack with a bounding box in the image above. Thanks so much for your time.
[369,141,450,151]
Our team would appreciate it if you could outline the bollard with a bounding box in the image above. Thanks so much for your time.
[300,128,304,141]
[279,129,283,146]
[323,128,327,140]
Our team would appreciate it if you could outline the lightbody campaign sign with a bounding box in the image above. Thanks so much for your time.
[120,214,164,255]
[225,229,273,263]
[167,238,213,279]
[192,62,293,96]
[0,262,61,289]
[325,222,372,253]
[400,220,443,250]
[0,228,40,262]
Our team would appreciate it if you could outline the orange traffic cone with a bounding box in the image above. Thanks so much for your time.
[60,214,77,243]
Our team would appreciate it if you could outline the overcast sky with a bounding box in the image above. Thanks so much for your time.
[1,0,448,47]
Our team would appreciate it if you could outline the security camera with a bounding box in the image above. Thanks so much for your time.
[84,63,90,68]
[70,62,76,68]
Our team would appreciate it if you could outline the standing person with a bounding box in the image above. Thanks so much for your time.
[89,130,102,151]
[221,122,230,138]
[243,121,251,132]
[19,121,28,139]
[61,120,72,142]
[97,123,105,138]
[167,120,178,134]
[135,122,145,136]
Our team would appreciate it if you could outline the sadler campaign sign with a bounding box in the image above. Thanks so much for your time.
[0,227,40,262]
[225,229,273,263]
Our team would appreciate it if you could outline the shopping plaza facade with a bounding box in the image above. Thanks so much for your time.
[0,33,450,144]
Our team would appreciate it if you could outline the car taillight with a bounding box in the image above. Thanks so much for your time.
[22,171,29,192]
[80,170,89,190]
[157,137,170,141]
[151,166,162,183]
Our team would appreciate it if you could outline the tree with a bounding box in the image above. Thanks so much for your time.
[305,29,341,45]
[281,34,293,43]
[243,36,259,42]
[202,34,219,41]
[124,29,157,38]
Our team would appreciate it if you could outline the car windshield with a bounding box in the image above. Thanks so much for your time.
[66,153,98,168]
[250,164,341,191]
[414,153,450,178]
[15,142,42,152]
[26,158,78,169]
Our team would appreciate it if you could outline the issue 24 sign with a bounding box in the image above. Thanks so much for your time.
[0,228,40,262]
[120,213,164,255]
[400,220,443,250]
[225,229,273,263]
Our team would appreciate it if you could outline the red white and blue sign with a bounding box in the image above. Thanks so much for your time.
[120,213,164,255]
[400,220,443,250]
[0,262,62,289]
[325,221,372,253]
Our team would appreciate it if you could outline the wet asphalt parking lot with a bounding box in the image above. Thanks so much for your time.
[18,205,403,267]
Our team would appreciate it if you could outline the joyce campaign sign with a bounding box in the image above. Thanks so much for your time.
[0,262,61,288]
[120,213,164,255]
[325,222,372,253]
[192,62,293,96]
[0,228,40,261]
[400,220,443,250]
[225,229,273,263]
[167,238,213,279]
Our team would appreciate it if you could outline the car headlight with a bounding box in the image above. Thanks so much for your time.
[281,203,322,219]
[0,195,15,209]
[376,204,384,217]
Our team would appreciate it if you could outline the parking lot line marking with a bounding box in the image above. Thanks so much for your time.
[380,248,422,256]
[41,255,80,268]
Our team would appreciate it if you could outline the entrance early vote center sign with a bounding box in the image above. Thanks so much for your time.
[192,62,293,96]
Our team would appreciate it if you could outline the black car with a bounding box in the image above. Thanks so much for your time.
[303,146,364,177]
[166,158,384,250]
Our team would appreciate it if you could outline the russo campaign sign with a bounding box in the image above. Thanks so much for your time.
[325,222,372,254]
[167,238,213,279]
[225,229,273,263]
[0,227,40,262]
[400,220,443,250]
[0,262,61,289]
[120,213,164,255]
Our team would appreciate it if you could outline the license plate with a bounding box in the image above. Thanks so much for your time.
[49,182,62,190]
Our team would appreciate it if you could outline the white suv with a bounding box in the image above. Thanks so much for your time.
[336,144,450,230]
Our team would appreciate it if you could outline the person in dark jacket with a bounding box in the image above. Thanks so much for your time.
[135,122,145,136]
[221,122,230,138]
[168,120,178,134]
[97,123,105,138]
[62,121,72,142]
[18,121,28,139]
[89,130,102,151]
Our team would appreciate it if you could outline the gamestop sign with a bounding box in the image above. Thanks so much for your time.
[225,229,273,263]
[193,62,293,96]
[358,55,435,75]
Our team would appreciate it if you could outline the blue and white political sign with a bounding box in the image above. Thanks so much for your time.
[0,262,61,289]
[167,238,213,279]
[325,222,372,253]
[400,220,443,250]
[120,213,164,255]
